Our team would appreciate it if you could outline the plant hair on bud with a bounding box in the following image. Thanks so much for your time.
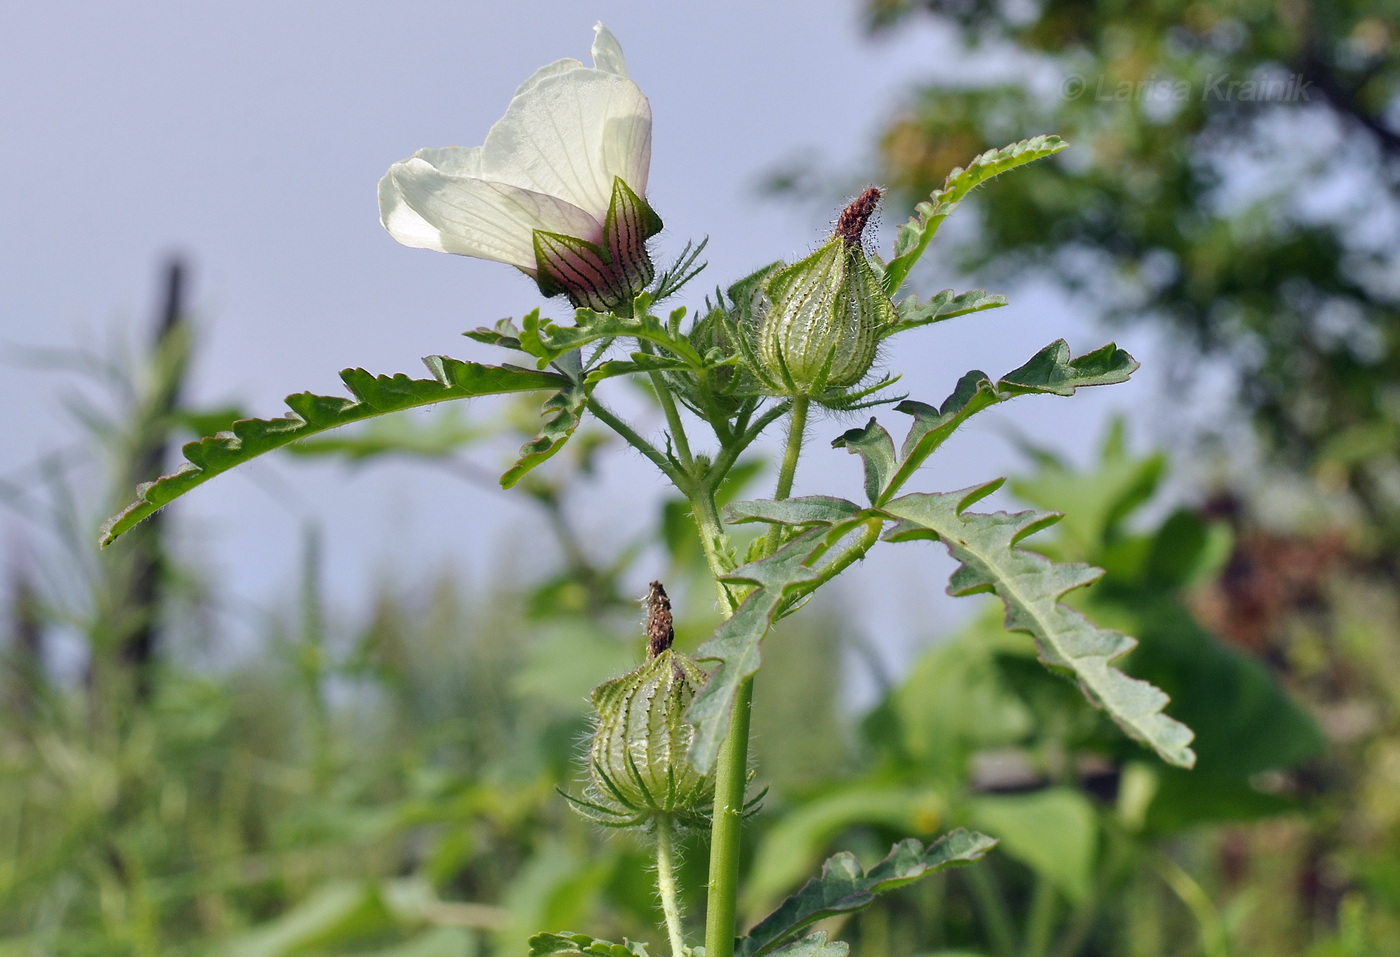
[835,187,881,248]
[754,188,897,398]
[644,580,674,657]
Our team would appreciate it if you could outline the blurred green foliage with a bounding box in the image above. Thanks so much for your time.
[818,2,1400,947]
[857,0,1400,540]
[0,306,852,955]
[739,422,1343,956]
[6,351,1395,954]
[10,3,1400,951]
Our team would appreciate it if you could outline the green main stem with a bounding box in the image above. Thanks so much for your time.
[692,485,747,957]
[703,396,808,957]
[603,372,815,957]
[648,365,695,472]
[703,675,754,957]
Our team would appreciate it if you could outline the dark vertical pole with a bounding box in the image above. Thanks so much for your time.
[7,559,43,719]
[118,257,188,695]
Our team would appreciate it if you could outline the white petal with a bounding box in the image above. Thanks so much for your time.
[379,157,602,269]
[376,27,653,269]
[379,169,448,252]
[476,54,651,217]
[591,23,628,76]
[511,57,585,101]
[411,144,484,175]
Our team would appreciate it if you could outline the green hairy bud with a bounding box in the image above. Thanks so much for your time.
[756,188,895,397]
[571,582,714,829]
[663,306,754,417]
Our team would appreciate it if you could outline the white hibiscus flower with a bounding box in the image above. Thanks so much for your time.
[378,23,662,312]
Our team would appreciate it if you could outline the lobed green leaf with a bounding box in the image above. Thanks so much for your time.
[882,287,1008,339]
[998,339,1137,396]
[736,829,997,957]
[725,496,865,528]
[284,407,485,462]
[464,316,526,352]
[100,358,565,546]
[741,784,947,916]
[835,340,1136,505]
[521,303,702,368]
[688,519,881,773]
[831,420,900,504]
[584,354,694,385]
[765,933,848,957]
[529,932,649,957]
[501,382,591,488]
[881,484,1196,768]
[882,135,1067,296]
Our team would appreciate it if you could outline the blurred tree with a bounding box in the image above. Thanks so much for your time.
[860,0,1400,538]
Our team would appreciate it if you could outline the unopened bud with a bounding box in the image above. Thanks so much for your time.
[757,188,895,396]
[663,306,754,417]
[574,582,714,828]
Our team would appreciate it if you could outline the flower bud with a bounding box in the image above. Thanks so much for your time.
[757,188,895,396]
[662,306,755,417]
[574,583,714,828]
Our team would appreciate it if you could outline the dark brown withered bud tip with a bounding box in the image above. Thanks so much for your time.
[644,580,674,657]
[835,187,881,248]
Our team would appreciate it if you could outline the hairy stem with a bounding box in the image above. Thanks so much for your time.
[656,818,687,957]
[774,396,809,501]
[691,493,740,613]
[702,397,817,957]
[693,366,736,446]
[709,402,790,488]
[586,397,686,488]
[691,465,748,957]
[704,675,753,957]
[641,341,696,472]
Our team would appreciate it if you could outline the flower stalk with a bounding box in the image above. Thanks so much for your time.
[774,396,808,503]
[655,818,687,957]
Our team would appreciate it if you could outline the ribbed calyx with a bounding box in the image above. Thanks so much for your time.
[756,188,895,397]
[585,648,713,827]
[570,582,715,829]
[533,177,663,312]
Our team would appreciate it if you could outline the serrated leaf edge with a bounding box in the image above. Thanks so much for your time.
[736,829,997,957]
[100,357,565,546]
[883,135,1067,295]
[882,486,1197,768]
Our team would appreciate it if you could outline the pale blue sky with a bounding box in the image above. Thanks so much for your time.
[1,1,1179,672]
